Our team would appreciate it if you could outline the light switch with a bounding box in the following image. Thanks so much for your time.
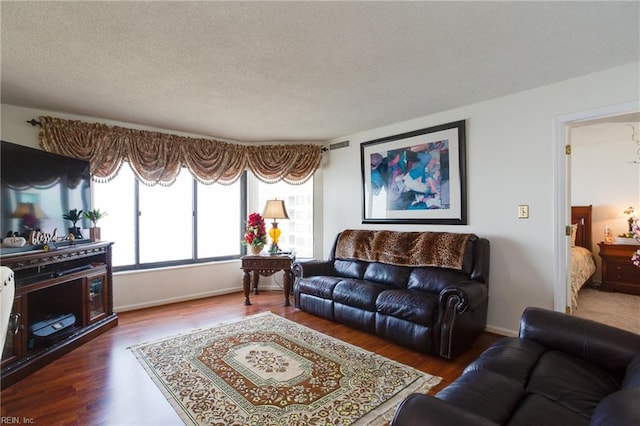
[518,205,529,219]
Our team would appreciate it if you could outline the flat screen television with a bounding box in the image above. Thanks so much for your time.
[1,140,92,249]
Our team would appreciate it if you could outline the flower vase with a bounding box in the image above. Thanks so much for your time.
[251,245,263,255]
[89,227,101,242]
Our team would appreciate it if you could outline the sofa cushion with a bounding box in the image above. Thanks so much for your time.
[436,369,527,424]
[364,262,411,288]
[376,289,438,326]
[508,394,589,426]
[334,259,366,279]
[407,267,469,292]
[333,279,390,311]
[527,350,620,418]
[376,314,435,354]
[296,276,342,299]
[464,337,547,387]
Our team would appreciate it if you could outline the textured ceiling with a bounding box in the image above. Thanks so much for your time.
[1,1,639,142]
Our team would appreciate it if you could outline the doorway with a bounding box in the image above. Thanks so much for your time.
[554,101,640,329]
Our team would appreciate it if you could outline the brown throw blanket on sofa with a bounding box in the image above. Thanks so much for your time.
[335,230,473,270]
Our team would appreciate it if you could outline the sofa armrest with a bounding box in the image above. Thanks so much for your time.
[590,387,640,426]
[292,260,336,278]
[520,307,640,378]
[438,280,488,313]
[390,393,497,426]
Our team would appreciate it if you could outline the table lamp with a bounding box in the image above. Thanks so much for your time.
[623,206,635,234]
[262,199,289,253]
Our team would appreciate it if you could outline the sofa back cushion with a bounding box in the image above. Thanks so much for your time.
[526,350,620,418]
[407,267,470,292]
[334,259,367,279]
[520,307,640,380]
[364,262,412,288]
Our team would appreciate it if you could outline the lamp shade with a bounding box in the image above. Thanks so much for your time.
[11,202,48,219]
[262,199,289,220]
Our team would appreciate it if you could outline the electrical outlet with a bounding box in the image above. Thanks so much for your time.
[518,205,529,219]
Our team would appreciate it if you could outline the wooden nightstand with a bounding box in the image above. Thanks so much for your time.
[597,242,640,295]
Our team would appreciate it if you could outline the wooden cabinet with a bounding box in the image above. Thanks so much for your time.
[1,296,24,369]
[0,241,117,388]
[84,269,109,324]
[598,243,640,295]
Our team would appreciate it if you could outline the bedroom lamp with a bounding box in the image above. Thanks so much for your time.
[262,199,289,253]
[624,206,635,233]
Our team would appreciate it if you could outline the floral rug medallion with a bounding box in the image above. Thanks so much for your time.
[130,312,441,425]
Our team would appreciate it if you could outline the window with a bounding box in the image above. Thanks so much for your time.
[93,165,136,267]
[256,177,314,258]
[93,165,312,269]
[139,171,193,263]
[197,180,242,258]
[93,164,244,270]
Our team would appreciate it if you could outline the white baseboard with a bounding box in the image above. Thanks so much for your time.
[114,286,242,313]
[485,324,517,337]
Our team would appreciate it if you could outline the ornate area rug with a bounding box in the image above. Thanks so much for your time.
[130,312,441,425]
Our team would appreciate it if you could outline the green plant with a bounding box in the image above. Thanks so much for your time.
[83,209,108,227]
[62,209,83,227]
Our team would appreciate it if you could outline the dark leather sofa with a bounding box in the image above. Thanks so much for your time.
[293,229,490,359]
[391,307,640,426]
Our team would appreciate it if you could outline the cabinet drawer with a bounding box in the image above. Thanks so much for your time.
[606,261,640,284]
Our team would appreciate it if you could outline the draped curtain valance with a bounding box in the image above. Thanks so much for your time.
[38,116,323,186]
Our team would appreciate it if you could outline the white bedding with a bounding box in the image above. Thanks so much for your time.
[571,245,596,310]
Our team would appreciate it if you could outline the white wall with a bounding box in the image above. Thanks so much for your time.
[323,62,640,335]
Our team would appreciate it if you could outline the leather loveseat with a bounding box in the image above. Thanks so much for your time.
[293,229,490,359]
[391,307,640,426]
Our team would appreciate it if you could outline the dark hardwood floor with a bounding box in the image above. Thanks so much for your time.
[1,290,502,425]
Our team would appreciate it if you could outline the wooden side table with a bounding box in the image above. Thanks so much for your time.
[598,242,640,295]
[240,253,295,306]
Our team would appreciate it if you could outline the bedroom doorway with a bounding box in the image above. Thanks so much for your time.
[554,101,640,332]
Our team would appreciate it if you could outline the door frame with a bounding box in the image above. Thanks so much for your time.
[553,100,640,313]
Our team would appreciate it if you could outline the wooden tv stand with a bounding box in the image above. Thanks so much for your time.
[1,241,118,388]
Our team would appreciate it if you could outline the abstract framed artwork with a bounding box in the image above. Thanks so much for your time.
[360,120,467,225]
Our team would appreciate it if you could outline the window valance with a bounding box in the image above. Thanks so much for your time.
[38,116,323,186]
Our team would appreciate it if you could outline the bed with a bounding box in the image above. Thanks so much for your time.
[571,205,597,310]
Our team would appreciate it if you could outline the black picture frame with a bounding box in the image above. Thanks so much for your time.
[360,120,467,225]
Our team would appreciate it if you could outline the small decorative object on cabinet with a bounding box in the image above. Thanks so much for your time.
[604,224,614,244]
[598,242,640,295]
[83,208,107,241]
[0,241,117,388]
[62,208,84,239]
[2,235,26,248]
[242,212,267,254]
